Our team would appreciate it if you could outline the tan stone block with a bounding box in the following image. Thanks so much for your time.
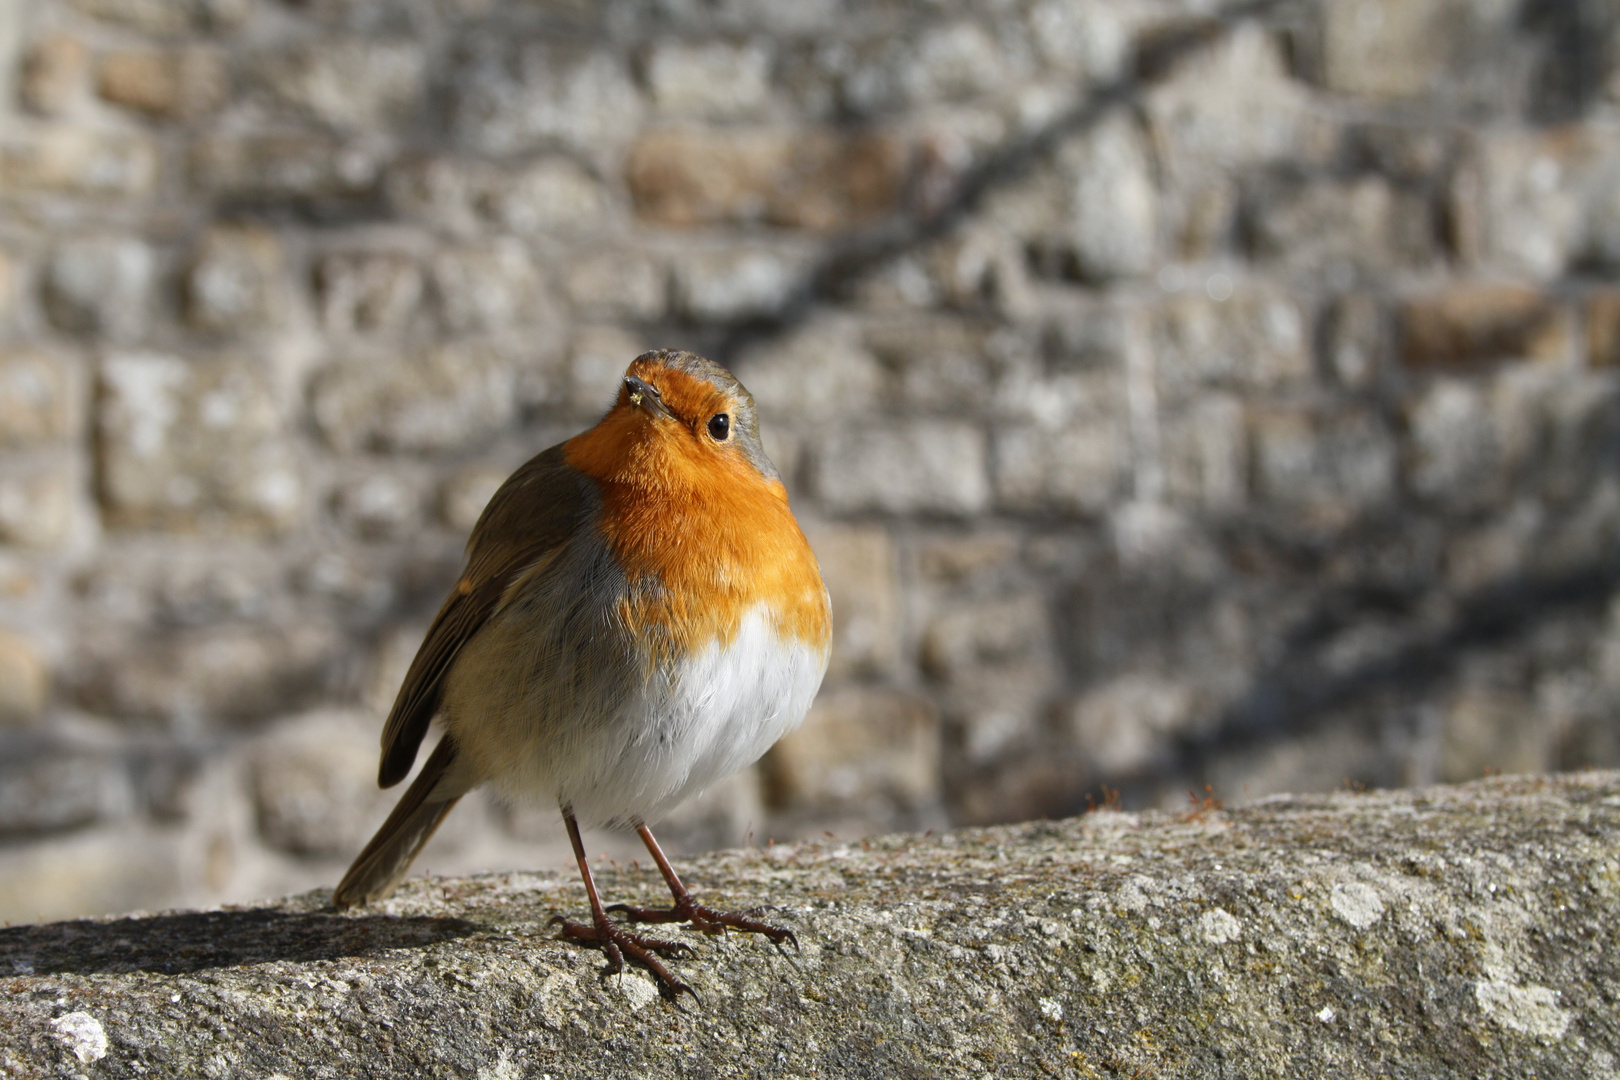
[453,48,643,159]
[1153,290,1311,392]
[560,251,666,322]
[317,251,425,336]
[672,245,808,322]
[1,127,158,197]
[257,39,426,132]
[97,352,302,534]
[921,593,1048,682]
[487,159,610,236]
[1161,394,1247,513]
[99,47,226,119]
[646,41,772,119]
[184,225,285,333]
[0,631,49,726]
[1250,407,1397,521]
[627,127,784,226]
[191,132,380,202]
[330,467,428,541]
[1400,284,1566,368]
[627,126,903,230]
[801,522,899,680]
[310,345,518,454]
[1318,0,1455,100]
[1315,0,1518,105]
[252,710,396,858]
[992,421,1125,516]
[1587,290,1620,368]
[763,687,939,812]
[1147,24,1333,181]
[811,419,989,516]
[913,532,1020,585]
[733,319,883,423]
[0,458,78,549]
[430,239,546,334]
[1068,673,1194,776]
[0,349,81,446]
[76,621,343,724]
[20,34,88,115]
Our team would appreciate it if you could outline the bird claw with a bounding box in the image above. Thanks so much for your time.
[613,899,797,950]
[550,914,699,1002]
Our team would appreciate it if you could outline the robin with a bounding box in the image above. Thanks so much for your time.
[333,349,831,1000]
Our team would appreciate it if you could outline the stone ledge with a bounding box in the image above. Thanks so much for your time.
[2,772,1617,1078]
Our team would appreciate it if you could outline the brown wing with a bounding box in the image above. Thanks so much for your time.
[377,443,593,787]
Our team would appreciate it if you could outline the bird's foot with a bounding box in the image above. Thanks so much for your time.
[549,914,698,1002]
[607,898,798,951]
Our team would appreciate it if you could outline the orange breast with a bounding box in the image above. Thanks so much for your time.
[563,402,830,663]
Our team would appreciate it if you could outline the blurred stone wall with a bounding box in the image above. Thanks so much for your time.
[1,0,1618,923]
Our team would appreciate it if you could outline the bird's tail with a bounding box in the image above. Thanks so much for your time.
[333,735,465,910]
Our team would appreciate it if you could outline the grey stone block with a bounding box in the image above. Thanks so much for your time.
[0,750,121,838]
[96,352,302,534]
[42,239,153,343]
[256,39,426,132]
[813,419,989,516]
[0,349,82,447]
[184,225,285,334]
[454,46,642,158]
[310,345,518,454]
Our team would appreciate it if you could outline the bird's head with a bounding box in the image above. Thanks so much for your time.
[565,350,781,493]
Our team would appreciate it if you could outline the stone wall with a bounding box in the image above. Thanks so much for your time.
[1,0,1618,922]
[4,773,1618,1077]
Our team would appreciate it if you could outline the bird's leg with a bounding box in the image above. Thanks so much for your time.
[549,810,698,1001]
[608,823,798,950]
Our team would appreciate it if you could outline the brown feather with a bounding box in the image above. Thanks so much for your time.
[377,444,594,787]
[334,735,463,909]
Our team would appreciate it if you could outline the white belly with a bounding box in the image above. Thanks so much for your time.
[444,601,828,829]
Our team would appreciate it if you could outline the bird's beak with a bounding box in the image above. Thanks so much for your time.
[623,375,672,419]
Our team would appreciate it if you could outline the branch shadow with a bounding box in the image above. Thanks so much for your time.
[0,906,484,977]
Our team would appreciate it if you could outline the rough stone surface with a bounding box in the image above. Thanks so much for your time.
[0,773,1615,1078]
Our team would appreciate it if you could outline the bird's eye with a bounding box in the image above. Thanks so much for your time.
[707,413,730,441]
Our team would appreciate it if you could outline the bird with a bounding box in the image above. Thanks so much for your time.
[332,349,831,1000]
